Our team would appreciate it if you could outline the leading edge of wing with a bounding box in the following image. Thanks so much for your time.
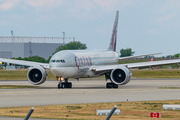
[124,59,180,69]
[93,59,180,72]
[0,58,49,69]
[118,53,161,60]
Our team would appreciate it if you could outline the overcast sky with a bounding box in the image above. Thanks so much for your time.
[0,0,180,56]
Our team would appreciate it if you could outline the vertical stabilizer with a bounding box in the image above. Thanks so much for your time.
[108,11,119,52]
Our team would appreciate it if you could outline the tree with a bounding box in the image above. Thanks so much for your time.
[46,56,52,63]
[13,56,47,63]
[120,48,135,57]
[166,55,173,58]
[53,41,87,55]
[174,53,180,58]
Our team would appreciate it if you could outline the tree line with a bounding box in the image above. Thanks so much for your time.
[11,41,180,63]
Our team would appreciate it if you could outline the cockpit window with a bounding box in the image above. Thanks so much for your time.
[51,60,56,62]
[60,60,65,63]
[56,60,61,62]
[51,59,65,63]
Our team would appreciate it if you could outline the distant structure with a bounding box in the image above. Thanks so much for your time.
[0,36,75,59]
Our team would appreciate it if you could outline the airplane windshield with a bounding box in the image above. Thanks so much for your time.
[56,60,61,62]
[51,60,65,63]
[51,60,56,62]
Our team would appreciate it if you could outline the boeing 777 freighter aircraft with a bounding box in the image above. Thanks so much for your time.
[1,11,180,89]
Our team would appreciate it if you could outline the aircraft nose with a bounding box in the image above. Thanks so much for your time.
[50,67,65,76]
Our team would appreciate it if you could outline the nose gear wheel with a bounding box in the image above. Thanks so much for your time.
[57,78,72,89]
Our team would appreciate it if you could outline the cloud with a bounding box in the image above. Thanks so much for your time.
[0,0,21,11]
[68,0,135,19]
[94,0,134,10]
[161,0,180,11]
[0,2,14,10]
[0,0,63,11]
[157,13,176,24]
[73,0,95,12]
[68,0,136,14]
[67,0,98,20]
[25,0,63,8]
[0,0,135,13]
[94,0,119,9]
[147,28,158,35]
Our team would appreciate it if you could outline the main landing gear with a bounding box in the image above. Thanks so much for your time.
[106,82,118,88]
[105,73,118,89]
[57,78,72,89]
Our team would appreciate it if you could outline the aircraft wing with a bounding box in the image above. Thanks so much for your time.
[118,53,161,60]
[92,59,180,72]
[0,58,49,69]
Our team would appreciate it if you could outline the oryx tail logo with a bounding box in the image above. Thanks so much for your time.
[108,11,119,52]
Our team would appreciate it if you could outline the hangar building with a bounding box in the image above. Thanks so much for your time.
[0,36,74,59]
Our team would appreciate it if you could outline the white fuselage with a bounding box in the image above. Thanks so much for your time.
[49,50,119,78]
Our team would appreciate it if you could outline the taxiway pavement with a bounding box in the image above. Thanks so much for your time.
[0,79,180,108]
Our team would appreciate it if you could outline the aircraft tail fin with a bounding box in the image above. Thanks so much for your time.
[108,11,119,52]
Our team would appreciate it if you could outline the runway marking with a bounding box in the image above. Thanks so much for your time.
[73,91,81,93]
[89,91,96,93]
[57,92,63,93]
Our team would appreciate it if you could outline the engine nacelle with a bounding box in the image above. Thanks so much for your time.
[110,66,132,85]
[27,66,48,85]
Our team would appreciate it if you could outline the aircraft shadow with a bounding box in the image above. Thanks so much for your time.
[36,86,110,89]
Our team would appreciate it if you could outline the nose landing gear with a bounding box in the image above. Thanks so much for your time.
[57,77,72,89]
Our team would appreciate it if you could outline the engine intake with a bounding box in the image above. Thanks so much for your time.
[27,66,48,85]
[110,66,132,85]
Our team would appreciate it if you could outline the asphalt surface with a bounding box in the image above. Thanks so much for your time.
[0,79,180,119]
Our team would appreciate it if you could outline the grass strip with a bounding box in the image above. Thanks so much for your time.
[0,100,180,120]
[159,87,180,89]
[0,85,38,89]
[1,69,180,80]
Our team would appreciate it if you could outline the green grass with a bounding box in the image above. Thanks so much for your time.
[1,69,180,81]
[0,70,55,80]
[131,69,180,78]
[159,87,180,89]
[119,59,150,64]
[119,59,180,69]
[1,100,180,120]
[142,102,169,105]
[66,106,82,110]
[0,85,38,89]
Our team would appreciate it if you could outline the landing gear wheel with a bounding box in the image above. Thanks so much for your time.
[106,83,113,88]
[58,82,72,89]
[113,83,118,88]
[67,82,72,88]
[58,83,64,89]
[64,82,72,88]
[106,83,118,89]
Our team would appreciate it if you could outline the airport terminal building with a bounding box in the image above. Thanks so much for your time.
[0,36,74,59]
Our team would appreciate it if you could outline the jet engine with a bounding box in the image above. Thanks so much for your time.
[27,66,48,85]
[110,66,132,85]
